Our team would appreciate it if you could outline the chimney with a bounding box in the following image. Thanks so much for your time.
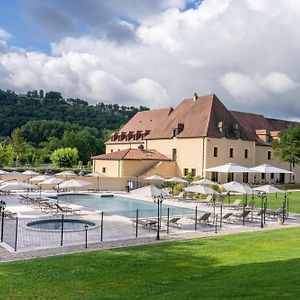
[193,92,198,101]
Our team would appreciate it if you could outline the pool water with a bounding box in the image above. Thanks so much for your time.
[27,219,95,231]
[58,194,195,218]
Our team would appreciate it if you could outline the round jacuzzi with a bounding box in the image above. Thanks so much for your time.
[27,219,96,231]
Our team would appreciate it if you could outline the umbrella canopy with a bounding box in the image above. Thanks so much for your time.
[0,170,8,175]
[184,185,219,195]
[144,174,166,181]
[206,163,255,173]
[130,185,167,198]
[85,172,107,177]
[5,171,22,176]
[30,175,50,183]
[55,171,77,177]
[58,179,91,189]
[38,177,64,185]
[0,181,37,191]
[221,181,253,194]
[253,184,283,193]
[251,164,292,174]
[165,177,189,183]
[22,170,39,175]
[192,178,218,185]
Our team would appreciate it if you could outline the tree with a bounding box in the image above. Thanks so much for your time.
[272,124,300,181]
[10,128,30,166]
[0,142,14,166]
[61,128,102,163]
[45,91,63,100]
[50,147,79,167]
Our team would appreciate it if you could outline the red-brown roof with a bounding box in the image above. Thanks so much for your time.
[92,149,171,161]
[231,111,298,144]
[108,93,299,145]
[121,107,173,132]
[146,94,255,140]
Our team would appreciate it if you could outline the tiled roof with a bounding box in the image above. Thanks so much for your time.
[92,149,171,161]
[121,107,173,132]
[146,94,255,140]
[110,93,299,144]
[231,111,298,144]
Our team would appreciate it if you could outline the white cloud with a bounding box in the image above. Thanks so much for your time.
[260,72,298,94]
[220,72,262,99]
[1,0,300,120]
[0,28,12,40]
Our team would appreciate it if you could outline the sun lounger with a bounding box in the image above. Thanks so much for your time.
[132,218,158,231]
[232,210,251,221]
[198,195,213,205]
[225,199,242,210]
[189,212,211,225]
[222,212,233,222]
[265,208,283,218]
[54,203,81,214]
[167,217,182,228]
[4,210,17,218]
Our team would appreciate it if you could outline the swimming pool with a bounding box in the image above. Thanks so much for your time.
[27,219,96,231]
[57,194,195,218]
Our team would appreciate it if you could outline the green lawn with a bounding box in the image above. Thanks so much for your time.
[225,191,300,213]
[1,227,300,299]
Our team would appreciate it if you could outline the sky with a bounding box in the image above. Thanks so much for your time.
[0,0,300,120]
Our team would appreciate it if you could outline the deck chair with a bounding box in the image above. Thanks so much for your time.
[198,195,213,205]
[232,210,251,220]
[168,217,182,228]
[190,212,211,225]
[225,199,242,210]
[55,203,81,214]
[222,212,233,222]
[265,208,283,218]
[132,218,158,231]
[39,201,58,214]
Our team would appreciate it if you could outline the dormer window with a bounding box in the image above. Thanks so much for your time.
[172,123,184,138]
[217,121,227,138]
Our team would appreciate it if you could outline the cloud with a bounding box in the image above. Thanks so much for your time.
[1,0,300,120]
[0,28,13,40]
[260,72,298,94]
[20,0,192,43]
[221,72,262,99]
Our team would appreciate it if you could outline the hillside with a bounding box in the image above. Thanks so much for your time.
[0,89,149,166]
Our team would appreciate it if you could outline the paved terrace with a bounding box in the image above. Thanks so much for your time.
[1,192,299,262]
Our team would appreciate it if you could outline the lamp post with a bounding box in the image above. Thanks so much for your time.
[0,200,6,242]
[0,200,6,214]
[153,194,163,240]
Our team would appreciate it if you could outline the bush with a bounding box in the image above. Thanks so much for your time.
[50,147,79,168]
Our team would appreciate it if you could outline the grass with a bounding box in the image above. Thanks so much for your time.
[225,191,300,213]
[1,227,300,299]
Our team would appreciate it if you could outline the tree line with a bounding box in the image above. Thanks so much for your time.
[0,89,149,168]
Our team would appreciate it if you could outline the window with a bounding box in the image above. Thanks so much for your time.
[118,149,120,151]
[229,148,234,158]
[244,149,248,159]
[102,167,106,174]
[111,149,113,153]
[191,168,196,176]
[211,172,218,182]
[270,173,274,180]
[213,147,218,157]
[261,173,265,180]
[242,173,248,183]
[172,148,177,162]
[227,172,234,182]
[267,150,272,160]
[184,168,188,176]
